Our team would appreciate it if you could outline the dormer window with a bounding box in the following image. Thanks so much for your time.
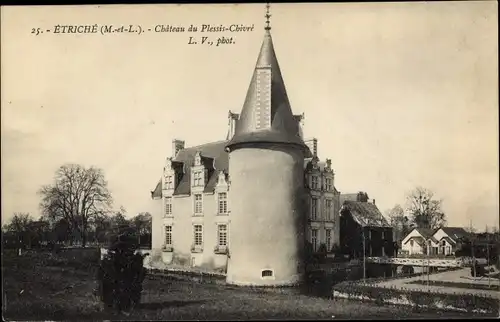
[165,175,173,189]
[193,171,203,187]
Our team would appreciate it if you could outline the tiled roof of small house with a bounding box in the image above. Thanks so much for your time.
[341,200,391,228]
[440,227,470,241]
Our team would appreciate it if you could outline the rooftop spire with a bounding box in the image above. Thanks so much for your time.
[265,2,271,31]
[225,3,305,152]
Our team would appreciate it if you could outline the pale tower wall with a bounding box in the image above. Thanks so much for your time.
[226,144,305,286]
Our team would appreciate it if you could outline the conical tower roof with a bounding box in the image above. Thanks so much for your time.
[226,23,305,151]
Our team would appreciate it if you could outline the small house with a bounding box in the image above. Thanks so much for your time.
[339,199,394,259]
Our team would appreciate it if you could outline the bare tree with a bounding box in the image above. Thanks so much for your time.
[4,212,34,234]
[405,187,446,230]
[385,204,412,242]
[38,164,113,247]
[131,212,152,245]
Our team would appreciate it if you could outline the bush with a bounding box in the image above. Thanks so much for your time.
[333,282,499,314]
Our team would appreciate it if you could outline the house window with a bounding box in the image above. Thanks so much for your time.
[382,230,385,240]
[311,176,319,190]
[164,197,172,216]
[165,226,172,246]
[165,175,173,189]
[194,194,203,214]
[326,229,332,251]
[218,192,228,214]
[311,229,319,252]
[325,178,332,191]
[193,225,203,246]
[325,199,332,220]
[311,198,318,220]
[193,171,203,187]
[410,240,414,247]
[217,224,228,247]
[262,269,274,278]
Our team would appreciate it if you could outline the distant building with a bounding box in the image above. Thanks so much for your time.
[401,227,470,256]
[432,227,470,255]
[339,196,394,259]
[401,228,437,255]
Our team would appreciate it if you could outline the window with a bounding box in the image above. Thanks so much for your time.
[217,224,228,247]
[325,199,332,220]
[325,178,332,191]
[193,225,203,246]
[261,269,273,278]
[311,229,318,252]
[164,197,172,216]
[193,171,203,187]
[410,240,414,247]
[311,176,319,190]
[165,226,172,246]
[165,175,173,189]
[311,198,318,220]
[194,194,203,214]
[381,230,385,240]
[218,192,228,214]
[326,229,332,251]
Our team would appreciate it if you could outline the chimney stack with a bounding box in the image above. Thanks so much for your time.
[172,139,185,158]
[373,199,376,205]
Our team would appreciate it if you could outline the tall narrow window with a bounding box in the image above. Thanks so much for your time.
[193,171,203,187]
[194,194,203,214]
[165,226,172,246]
[311,176,319,190]
[164,197,172,216]
[326,229,332,251]
[218,192,228,214]
[193,225,203,246]
[325,199,332,220]
[311,229,319,252]
[311,198,318,220]
[165,175,173,189]
[217,224,228,247]
[325,178,332,191]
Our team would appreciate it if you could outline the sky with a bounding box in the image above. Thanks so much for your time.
[1,2,498,230]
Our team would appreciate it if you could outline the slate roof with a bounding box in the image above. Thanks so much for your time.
[341,200,391,228]
[151,140,229,198]
[226,29,305,150]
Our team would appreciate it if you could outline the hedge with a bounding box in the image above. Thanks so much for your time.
[333,282,498,314]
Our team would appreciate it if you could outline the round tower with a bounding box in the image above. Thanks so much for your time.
[225,8,307,286]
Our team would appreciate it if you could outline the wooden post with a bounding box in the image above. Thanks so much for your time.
[470,219,476,278]
[362,227,366,281]
[486,225,490,288]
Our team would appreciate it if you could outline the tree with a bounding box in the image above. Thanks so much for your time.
[38,164,113,247]
[385,204,412,242]
[405,187,446,229]
[3,213,35,248]
[131,212,152,245]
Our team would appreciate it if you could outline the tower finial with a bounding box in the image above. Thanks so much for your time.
[265,2,271,31]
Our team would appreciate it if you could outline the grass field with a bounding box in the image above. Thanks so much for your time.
[1,249,485,320]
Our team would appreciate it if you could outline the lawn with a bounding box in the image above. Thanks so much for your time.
[1,249,489,320]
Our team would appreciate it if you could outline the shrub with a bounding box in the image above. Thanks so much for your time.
[332,282,499,314]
